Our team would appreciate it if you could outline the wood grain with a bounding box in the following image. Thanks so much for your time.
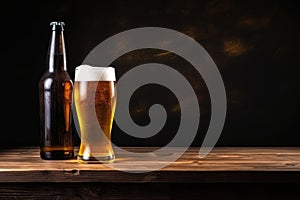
[1,146,300,183]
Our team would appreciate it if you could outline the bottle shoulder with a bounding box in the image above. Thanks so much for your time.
[39,71,73,88]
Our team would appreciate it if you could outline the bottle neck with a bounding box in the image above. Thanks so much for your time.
[47,29,67,72]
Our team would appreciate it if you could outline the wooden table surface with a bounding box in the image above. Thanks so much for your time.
[1,146,300,183]
[2,146,300,199]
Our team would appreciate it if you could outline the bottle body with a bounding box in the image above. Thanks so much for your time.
[39,21,74,159]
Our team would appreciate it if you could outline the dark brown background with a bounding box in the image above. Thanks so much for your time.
[1,0,299,147]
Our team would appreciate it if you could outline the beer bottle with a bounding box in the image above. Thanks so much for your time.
[38,21,74,159]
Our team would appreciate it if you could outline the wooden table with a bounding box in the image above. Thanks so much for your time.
[1,146,300,199]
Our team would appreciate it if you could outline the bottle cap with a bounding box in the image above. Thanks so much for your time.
[50,21,65,31]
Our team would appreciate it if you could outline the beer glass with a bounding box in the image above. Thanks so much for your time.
[74,65,116,163]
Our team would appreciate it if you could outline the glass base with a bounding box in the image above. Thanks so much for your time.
[77,154,115,164]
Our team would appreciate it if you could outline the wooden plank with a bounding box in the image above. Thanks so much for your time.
[1,183,300,200]
[1,146,300,183]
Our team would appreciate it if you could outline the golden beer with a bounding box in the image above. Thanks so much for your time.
[74,65,116,163]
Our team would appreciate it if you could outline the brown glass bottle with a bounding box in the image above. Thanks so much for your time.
[39,21,74,159]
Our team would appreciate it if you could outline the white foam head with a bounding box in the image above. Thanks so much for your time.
[75,65,116,81]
